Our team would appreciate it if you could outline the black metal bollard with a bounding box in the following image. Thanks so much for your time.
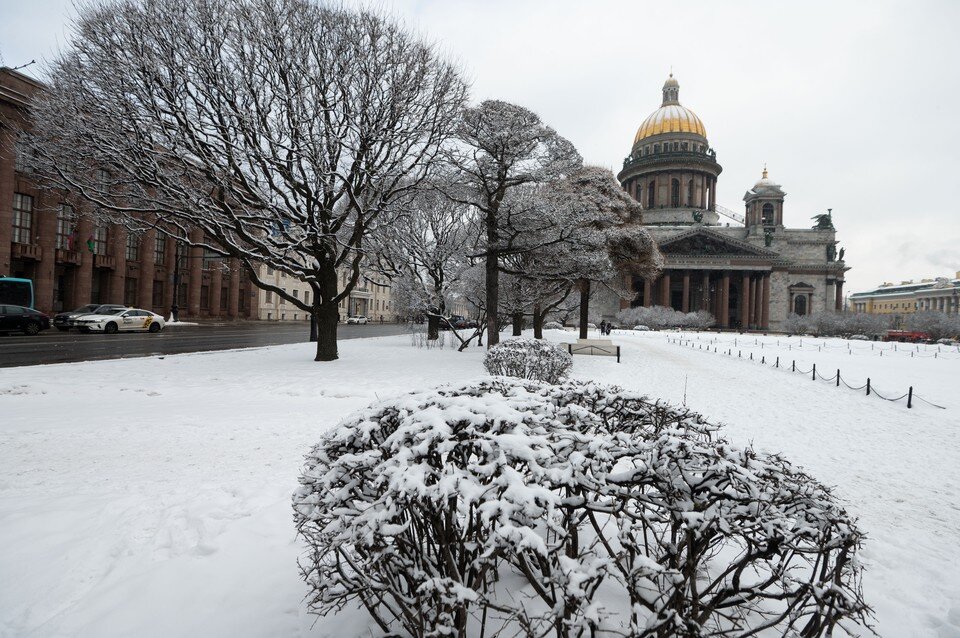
[792,360,795,372]
[836,369,840,386]
[866,378,871,396]
[775,356,779,368]
[908,386,913,408]
[812,363,816,381]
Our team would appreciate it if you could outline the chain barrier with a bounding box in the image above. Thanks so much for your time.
[660,333,960,360]
[666,336,948,410]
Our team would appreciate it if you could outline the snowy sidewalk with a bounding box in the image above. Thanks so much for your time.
[1,333,958,637]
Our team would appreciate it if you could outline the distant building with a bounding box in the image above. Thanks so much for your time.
[606,74,849,330]
[254,265,396,322]
[0,66,256,318]
[850,274,960,321]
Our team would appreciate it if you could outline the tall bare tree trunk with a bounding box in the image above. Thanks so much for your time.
[315,269,339,361]
[485,212,500,348]
[578,279,590,340]
[428,314,440,340]
[533,304,545,339]
[512,312,523,336]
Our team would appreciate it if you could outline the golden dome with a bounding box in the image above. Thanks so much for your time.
[633,104,706,144]
[632,74,707,145]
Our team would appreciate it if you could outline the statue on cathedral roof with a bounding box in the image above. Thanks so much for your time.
[811,208,834,230]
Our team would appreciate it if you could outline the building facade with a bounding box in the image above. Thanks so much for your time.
[850,274,960,319]
[0,67,257,320]
[254,265,397,323]
[612,75,849,330]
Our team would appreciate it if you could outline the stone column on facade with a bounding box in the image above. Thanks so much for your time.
[109,225,127,304]
[643,277,652,308]
[137,229,156,311]
[720,272,730,328]
[228,258,240,319]
[0,132,16,276]
[35,199,58,313]
[750,275,759,327]
[187,230,203,317]
[660,272,670,307]
[164,234,177,312]
[210,262,223,317]
[681,271,690,312]
[835,280,844,311]
[740,272,750,330]
[824,279,835,314]
[73,215,93,304]
[761,273,771,329]
[701,271,710,312]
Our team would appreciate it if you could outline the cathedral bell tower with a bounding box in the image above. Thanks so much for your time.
[743,166,786,234]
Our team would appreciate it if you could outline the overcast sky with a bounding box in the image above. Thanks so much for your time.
[2,0,957,294]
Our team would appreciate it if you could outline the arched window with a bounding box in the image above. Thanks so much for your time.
[687,179,695,206]
[647,181,655,208]
[794,295,807,316]
[762,203,775,225]
[671,179,680,207]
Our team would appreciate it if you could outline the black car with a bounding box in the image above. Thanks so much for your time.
[53,304,127,331]
[0,305,51,335]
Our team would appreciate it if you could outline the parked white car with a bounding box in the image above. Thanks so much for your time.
[633,325,651,331]
[346,315,368,325]
[849,334,870,341]
[74,308,166,334]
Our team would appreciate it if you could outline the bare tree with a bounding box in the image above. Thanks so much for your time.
[447,101,581,347]
[24,0,468,361]
[515,166,662,340]
[372,184,476,340]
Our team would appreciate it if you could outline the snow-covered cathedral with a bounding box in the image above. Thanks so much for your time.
[605,74,848,330]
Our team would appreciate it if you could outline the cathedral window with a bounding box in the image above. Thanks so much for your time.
[794,295,807,316]
[762,203,775,225]
[653,144,660,154]
[681,142,688,151]
[647,181,655,208]
[671,179,680,207]
[687,179,694,206]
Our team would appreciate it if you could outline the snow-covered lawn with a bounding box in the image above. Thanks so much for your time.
[1,332,958,637]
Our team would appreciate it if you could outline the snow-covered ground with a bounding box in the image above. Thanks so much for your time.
[1,331,958,637]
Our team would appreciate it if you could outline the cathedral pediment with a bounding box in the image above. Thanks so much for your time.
[657,228,777,258]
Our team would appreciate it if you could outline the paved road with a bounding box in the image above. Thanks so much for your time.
[0,321,408,368]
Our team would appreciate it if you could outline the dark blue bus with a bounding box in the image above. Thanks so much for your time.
[0,277,35,308]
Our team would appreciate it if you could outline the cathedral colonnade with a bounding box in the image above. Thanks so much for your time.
[630,268,773,330]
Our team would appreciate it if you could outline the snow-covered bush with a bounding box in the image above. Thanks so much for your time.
[618,305,715,331]
[785,312,894,337]
[543,320,565,330]
[293,379,870,638]
[483,337,572,383]
[907,311,960,340]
